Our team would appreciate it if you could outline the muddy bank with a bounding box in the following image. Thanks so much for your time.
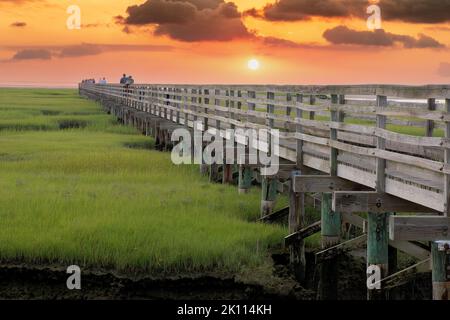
[0,251,431,300]
[0,259,314,300]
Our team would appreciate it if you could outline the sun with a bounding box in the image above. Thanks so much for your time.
[247,59,260,71]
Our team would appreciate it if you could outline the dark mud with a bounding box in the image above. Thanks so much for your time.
[0,263,312,300]
[0,250,432,300]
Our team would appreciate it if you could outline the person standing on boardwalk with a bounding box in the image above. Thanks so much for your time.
[120,74,127,84]
[126,76,134,85]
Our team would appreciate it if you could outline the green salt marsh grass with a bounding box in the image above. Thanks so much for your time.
[0,88,286,274]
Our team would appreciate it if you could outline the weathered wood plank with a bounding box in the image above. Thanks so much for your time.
[342,212,367,231]
[259,206,289,222]
[285,220,321,246]
[376,259,431,290]
[389,216,450,241]
[315,234,367,263]
[388,240,431,261]
[292,175,364,193]
[333,191,436,213]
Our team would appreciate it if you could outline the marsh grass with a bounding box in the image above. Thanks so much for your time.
[0,88,287,274]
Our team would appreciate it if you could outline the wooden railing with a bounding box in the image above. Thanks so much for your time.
[79,83,450,215]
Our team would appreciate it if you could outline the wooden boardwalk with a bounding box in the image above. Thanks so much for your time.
[79,83,450,300]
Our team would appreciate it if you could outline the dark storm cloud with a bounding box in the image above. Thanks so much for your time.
[247,0,450,24]
[323,26,445,48]
[120,0,252,42]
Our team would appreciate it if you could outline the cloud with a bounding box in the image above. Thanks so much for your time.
[250,0,362,21]
[12,49,52,60]
[5,43,173,61]
[438,62,450,77]
[247,0,450,24]
[10,21,26,27]
[323,26,445,48]
[380,0,450,24]
[258,36,313,49]
[119,0,252,42]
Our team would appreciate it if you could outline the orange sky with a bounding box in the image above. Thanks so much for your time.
[0,0,449,87]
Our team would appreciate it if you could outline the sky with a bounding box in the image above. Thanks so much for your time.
[0,0,449,87]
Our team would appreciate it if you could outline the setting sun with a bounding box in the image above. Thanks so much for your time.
[247,59,260,71]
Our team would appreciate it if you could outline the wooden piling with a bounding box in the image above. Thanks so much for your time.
[222,164,233,184]
[318,193,341,300]
[431,241,449,300]
[200,162,209,175]
[238,165,252,194]
[289,171,306,283]
[261,176,277,217]
[209,163,219,183]
[367,212,389,300]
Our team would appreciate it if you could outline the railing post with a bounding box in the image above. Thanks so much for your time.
[296,94,303,167]
[309,95,316,120]
[426,98,436,137]
[330,94,345,175]
[376,95,387,192]
[260,91,277,216]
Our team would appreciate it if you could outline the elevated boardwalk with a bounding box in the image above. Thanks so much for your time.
[80,83,450,300]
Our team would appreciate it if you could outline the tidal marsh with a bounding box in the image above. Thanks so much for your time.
[0,88,286,274]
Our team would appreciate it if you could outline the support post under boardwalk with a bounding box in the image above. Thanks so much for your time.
[238,165,252,194]
[367,212,389,300]
[222,164,233,184]
[200,163,209,175]
[261,176,277,217]
[431,241,449,300]
[209,163,219,183]
[289,171,306,283]
[318,193,341,300]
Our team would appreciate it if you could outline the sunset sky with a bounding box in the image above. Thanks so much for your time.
[0,0,449,87]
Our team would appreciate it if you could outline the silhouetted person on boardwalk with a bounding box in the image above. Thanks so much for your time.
[120,74,127,84]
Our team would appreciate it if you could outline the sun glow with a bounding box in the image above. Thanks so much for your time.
[247,59,260,71]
